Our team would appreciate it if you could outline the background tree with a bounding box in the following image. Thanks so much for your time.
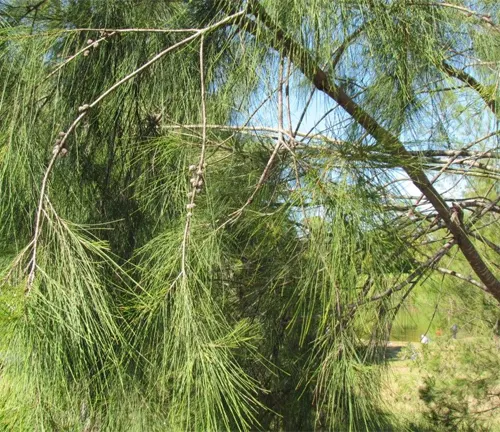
[0,0,498,430]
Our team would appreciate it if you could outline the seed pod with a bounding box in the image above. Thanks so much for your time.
[186,212,193,217]
[83,50,90,57]
[187,191,194,198]
[87,39,94,45]
[196,169,203,175]
[188,165,197,172]
[78,104,90,113]
[196,187,202,193]
[92,42,99,48]
[186,203,196,210]
[190,178,197,185]
[58,131,66,137]
[59,148,68,157]
[55,138,61,146]
[197,179,204,187]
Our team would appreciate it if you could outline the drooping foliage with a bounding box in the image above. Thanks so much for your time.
[0,1,499,430]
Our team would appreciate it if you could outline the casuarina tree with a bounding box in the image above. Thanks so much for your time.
[0,1,498,430]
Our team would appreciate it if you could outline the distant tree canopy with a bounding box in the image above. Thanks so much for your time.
[0,1,499,430]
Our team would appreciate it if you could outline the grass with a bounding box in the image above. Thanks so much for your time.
[382,338,500,431]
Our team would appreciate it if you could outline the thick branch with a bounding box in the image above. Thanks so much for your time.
[243,1,500,302]
[442,61,498,116]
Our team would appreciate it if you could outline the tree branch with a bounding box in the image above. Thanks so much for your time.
[420,2,500,32]
[180,34,208,279]
[243,1,500,302]
[25,11,246,293]
[442,61,498,116]
[435,267,488,292]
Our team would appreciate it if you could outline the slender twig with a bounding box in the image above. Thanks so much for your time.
[1,240,34,288]
[25,11,246,293]
[217,57,287,229]
[435,267,488,292]
[277,57,284,145]
[412,133,500,208]
[88,12,244,110]
[468,232,500,256]
[360,240,456,305]
[20,0,47,19]
[59,27,202,34]
[157,92,279,157]
[450,158,500,174]
[162,124,344,147]
[26,112,86,293]
[9,27,205,41]
[330,23,367,71]
[180,34,207,278]
[416,2,500,31]
[163,125,500,159]
[285,59,307,221]
[45,32,116,80]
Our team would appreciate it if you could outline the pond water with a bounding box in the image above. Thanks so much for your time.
[391,326,424,342]
[391,324,464,342]
[390,306,451,342]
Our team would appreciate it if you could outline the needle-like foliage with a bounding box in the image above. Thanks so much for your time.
[0,0,498,430]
